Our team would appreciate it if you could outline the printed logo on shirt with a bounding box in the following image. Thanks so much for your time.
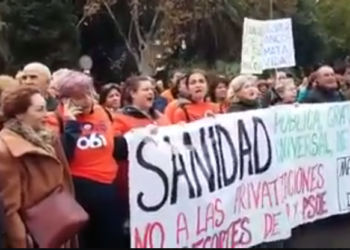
[76,121,109,150]
[76,133,107,150]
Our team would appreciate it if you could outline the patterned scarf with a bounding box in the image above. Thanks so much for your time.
[4,118,55,154]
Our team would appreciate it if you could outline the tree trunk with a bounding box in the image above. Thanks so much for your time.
[137,44,156,75]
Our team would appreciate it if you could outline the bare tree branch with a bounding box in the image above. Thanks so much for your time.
[101,0,139,59]
[130,0,146,50]
[147,5,161,40]
[76,16,86,28]
[128,16,134,43]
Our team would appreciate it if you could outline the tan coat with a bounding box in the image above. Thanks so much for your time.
[0,128,74,248]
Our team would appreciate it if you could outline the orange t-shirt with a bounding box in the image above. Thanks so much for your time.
[114,111,170,135]
[160,89,174,103]
[218,101,229,113]
[164,99,181,124]
[172,102,220,123]
[45,111,61,135]
[67,106,117,184]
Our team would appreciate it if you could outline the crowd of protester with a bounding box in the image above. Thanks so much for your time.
[0,61,346,248]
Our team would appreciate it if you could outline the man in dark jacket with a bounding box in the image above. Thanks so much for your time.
[301,65,344,104]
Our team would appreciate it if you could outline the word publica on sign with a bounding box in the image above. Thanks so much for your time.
[274,109,323,134]
[274,109,332,163]
[135,116,273,212]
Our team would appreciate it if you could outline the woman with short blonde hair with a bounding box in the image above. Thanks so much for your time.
[226,74,260,113]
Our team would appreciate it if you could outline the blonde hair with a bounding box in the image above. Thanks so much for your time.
[0,75,19,95]
[227,74,257,103]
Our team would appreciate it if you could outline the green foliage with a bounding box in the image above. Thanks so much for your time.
[0,0,80,72]
[0,0,350,78]
[291,0,326,67]
[314,0,350,60]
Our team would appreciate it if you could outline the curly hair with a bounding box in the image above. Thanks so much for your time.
[1,85,41,120]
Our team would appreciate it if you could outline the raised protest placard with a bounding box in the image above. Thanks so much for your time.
[126,102,350,248]
[241,18,295,73]
[240,18,264,74]
[262,18,295,69]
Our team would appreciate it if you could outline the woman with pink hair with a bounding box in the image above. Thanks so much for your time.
[48,68,71,98]
[45,70,125,248]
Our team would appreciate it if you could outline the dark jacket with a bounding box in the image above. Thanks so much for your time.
[153,96,168,113]
[46,96,58,112]
[226,99,261,113]
[300,86,345,104]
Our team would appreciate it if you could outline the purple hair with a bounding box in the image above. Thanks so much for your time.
[57,70,94,98]
[50,68,70,89]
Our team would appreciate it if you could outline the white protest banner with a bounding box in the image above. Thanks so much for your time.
[240,18,264,74]
[240,18,295,73]
[262,18,295,69]
[127,102,350,248]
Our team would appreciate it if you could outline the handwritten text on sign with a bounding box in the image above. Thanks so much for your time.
[240,18,264,74]
[240,18,295,73]
[262,19,295,69]
[127,102,350,248]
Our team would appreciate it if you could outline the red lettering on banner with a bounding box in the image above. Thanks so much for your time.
[196,199,226,236]
[302,191,328,220]
[234,164,325,213]
[264,212,281,239]
[214,199,225,228]
[192,217,252,248]
[176,213,189,245]
[134,222,165,248]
